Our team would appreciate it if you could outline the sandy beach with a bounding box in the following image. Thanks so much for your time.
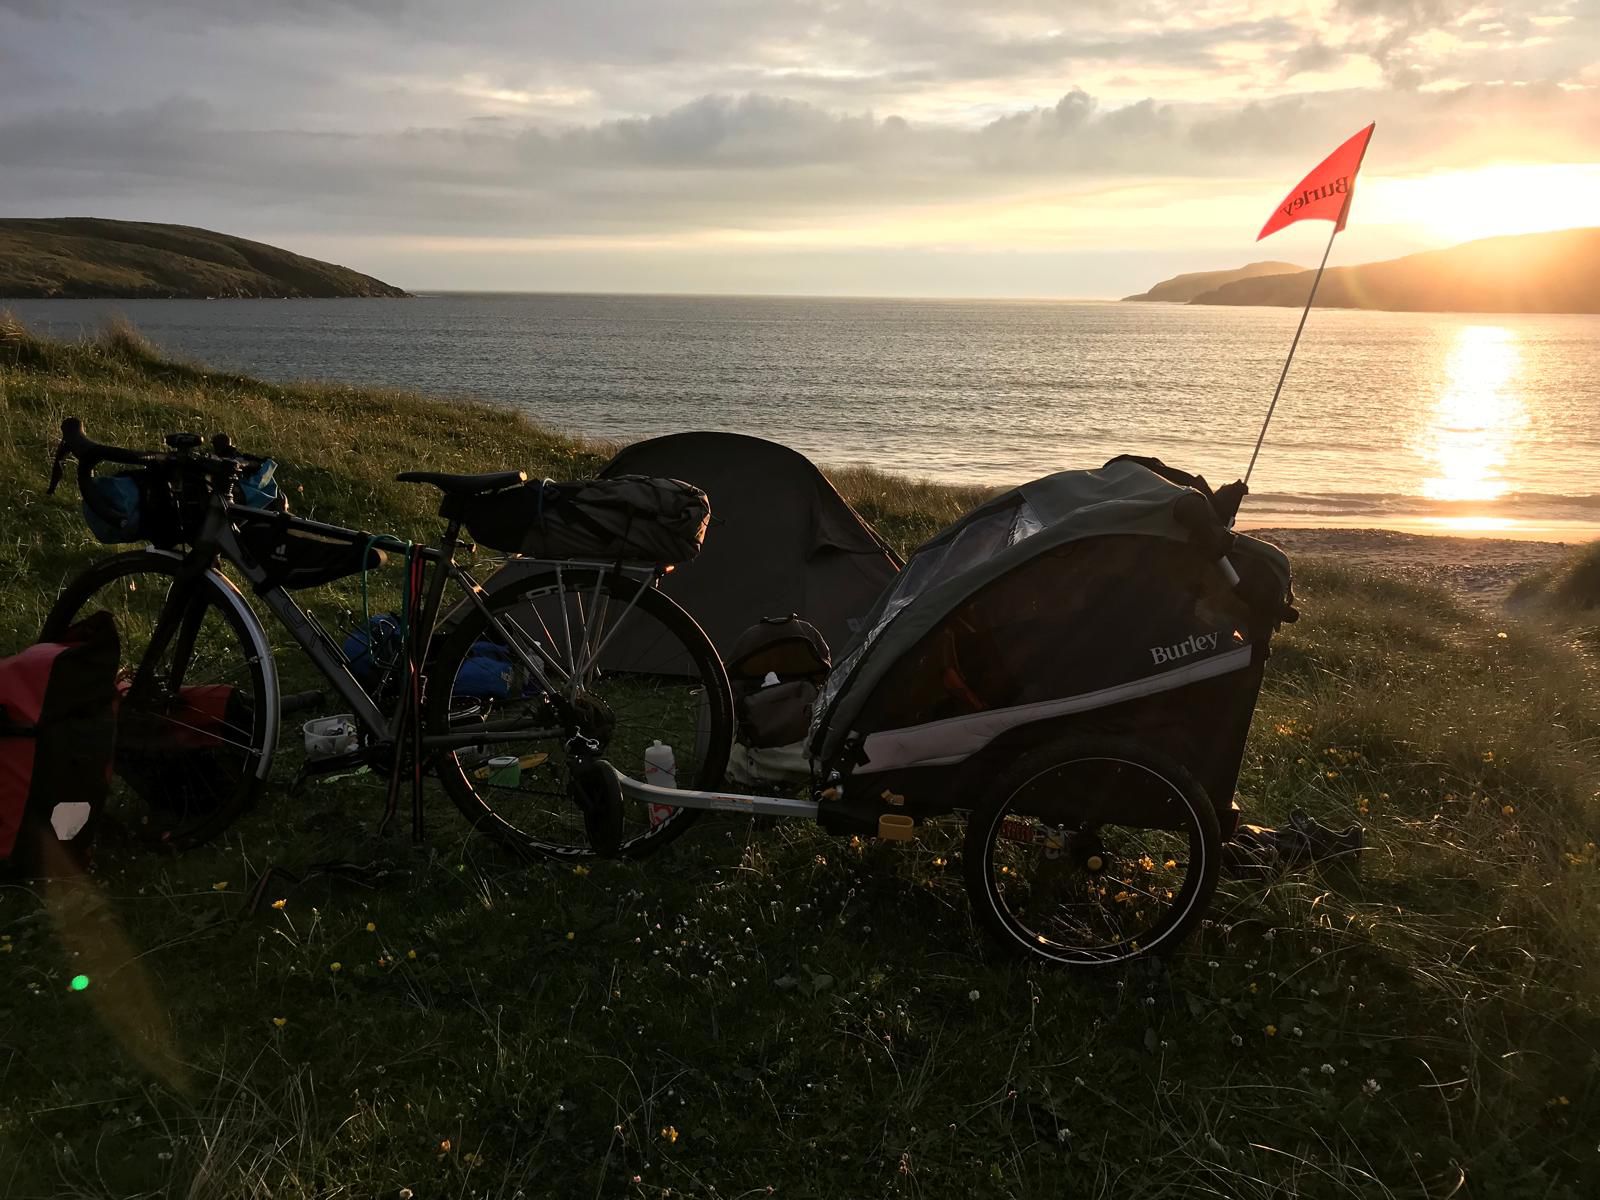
[1241,526,1579,608]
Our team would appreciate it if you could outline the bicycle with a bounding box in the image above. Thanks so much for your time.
[43,418,734,858]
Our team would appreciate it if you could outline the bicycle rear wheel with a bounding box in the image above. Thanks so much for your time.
[427,566,733,859]
[41,550,273,850]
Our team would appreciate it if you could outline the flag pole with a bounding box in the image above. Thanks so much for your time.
[1241,217,1340,493]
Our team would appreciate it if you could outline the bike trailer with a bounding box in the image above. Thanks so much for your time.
[807,458,1295,836]
[0,612,120,875]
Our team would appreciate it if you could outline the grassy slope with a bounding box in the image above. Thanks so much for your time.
[1,320,1598,1199]
[1193,227,1600,314]
[1122,261,1304,303]
[0,219,409,300]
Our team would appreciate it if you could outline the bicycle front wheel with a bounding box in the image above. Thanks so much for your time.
[41,550,274,850]
[428,566,733,860]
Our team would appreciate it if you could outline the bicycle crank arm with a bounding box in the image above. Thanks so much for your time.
[569,758,624,856]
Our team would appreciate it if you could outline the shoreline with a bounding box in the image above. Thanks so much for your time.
[1236,510,1600,544]
[1240,525,1576,607]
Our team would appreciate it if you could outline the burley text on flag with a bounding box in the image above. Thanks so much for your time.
[1257,123,1374,241]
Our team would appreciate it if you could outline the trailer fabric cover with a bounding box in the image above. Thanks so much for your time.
[808,459,1290,767]
[597,432,902,659]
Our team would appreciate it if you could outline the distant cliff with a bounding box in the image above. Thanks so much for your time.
[1123,260,1303,303]
[0,218,409,299]
[1188,227,1600,314]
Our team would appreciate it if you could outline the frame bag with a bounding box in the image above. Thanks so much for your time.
[0,612,119,875]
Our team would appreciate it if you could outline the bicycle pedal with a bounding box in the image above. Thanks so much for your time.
[569,759,624,857]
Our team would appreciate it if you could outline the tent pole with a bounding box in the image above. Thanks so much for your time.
[1239,218,1341,505]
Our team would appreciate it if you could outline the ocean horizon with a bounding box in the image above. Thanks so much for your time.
[8,292,1599,541]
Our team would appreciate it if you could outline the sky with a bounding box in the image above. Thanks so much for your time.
[2,0,1597,296]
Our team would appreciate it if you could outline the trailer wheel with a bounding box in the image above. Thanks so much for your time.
[963,734,1220,967]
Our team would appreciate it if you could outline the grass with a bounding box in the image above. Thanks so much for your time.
[2,318,1599,1198]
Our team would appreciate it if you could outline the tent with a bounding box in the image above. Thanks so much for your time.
[599,432,902,660]
[474,432,902,668]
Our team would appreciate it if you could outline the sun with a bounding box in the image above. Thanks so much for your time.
[1369,162,1600,244]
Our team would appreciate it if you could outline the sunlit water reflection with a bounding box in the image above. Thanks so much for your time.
[1416,325,1530,505]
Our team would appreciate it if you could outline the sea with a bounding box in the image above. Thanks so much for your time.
[7,294,1599,540]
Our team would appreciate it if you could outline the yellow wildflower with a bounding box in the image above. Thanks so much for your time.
[272,1017,287,1028]
[329,961,343,973]
[661,1126,679,1144]
[271,898,287,910]
[365,921,377,933]
[566,931,576,941]
[1265,1024,1277,1037]
[572,864,591,877]
[407,949,418,960]
[212,881,229,891]
[1502,805,1515,817]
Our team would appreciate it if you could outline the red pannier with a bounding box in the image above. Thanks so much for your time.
[0,612,119,875]
[113,681,251,836]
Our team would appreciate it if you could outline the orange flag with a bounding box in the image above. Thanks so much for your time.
[1257,123,1375,241]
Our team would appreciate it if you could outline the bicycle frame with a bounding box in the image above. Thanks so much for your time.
[132,492,667,769]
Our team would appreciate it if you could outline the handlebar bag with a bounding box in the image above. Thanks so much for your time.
[82,470,181,546]
[0,611,119,876]
[446,476,710,564]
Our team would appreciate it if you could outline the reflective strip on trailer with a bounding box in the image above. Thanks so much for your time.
[856,645,1254,773]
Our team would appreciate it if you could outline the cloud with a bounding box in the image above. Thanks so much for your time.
[4,79,1596,244]
[0,0,1594,293]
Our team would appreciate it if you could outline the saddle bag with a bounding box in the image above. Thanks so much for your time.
[0,612,119,875]
[445,476,710,564]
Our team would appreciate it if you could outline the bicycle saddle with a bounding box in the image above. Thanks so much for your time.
[394,470,526,495]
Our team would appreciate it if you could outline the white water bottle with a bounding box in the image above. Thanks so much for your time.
[644,740,677,827]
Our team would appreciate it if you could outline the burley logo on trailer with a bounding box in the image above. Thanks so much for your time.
[1147,631,1222,666]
